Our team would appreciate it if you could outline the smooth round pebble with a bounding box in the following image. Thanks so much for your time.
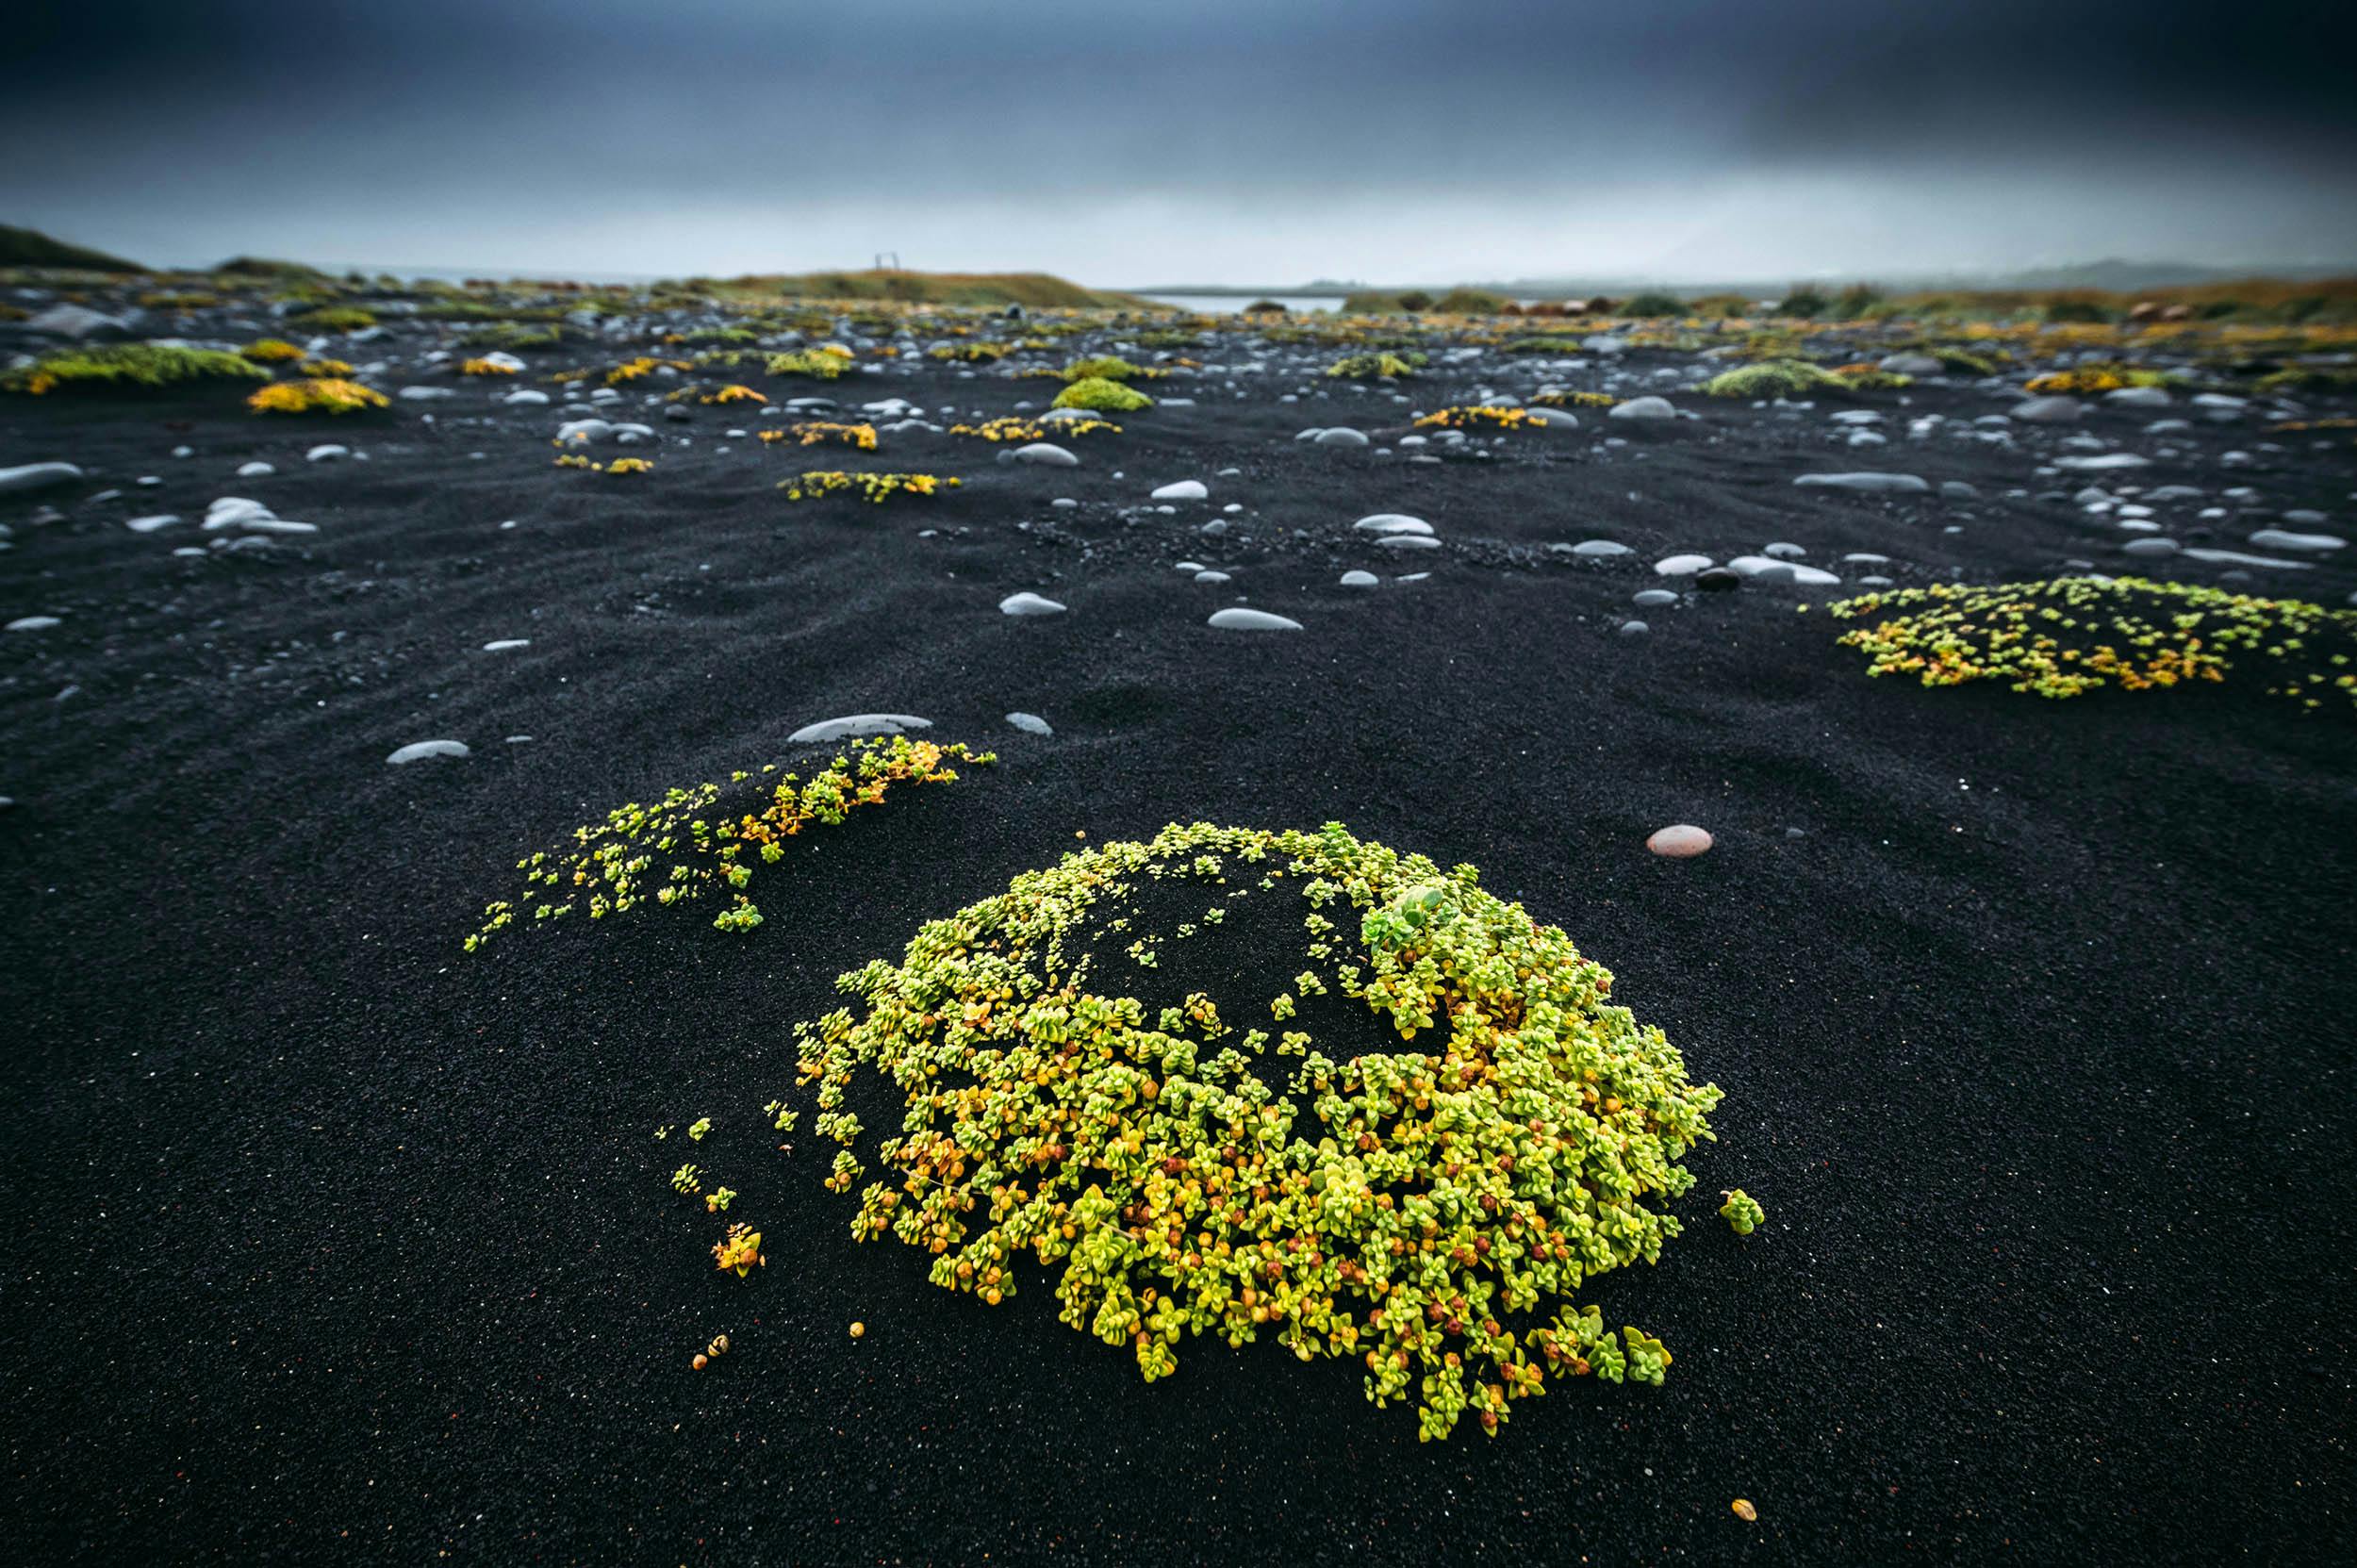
[1647,824,1713,858]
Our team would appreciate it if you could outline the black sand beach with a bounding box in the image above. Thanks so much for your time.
[4,319,2354,1564]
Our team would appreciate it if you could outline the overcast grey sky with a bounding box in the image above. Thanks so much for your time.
[6,0,2353,284]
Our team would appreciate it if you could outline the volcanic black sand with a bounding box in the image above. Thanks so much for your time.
[4,325,2353,1564]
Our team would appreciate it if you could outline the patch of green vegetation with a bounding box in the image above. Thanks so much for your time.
[0,223,145,272]
[1621,291,1686,318]
[248,377,388,415]
[1820,577,2357,711]
[1699,358,1846,399]
[460,322,566,352]
[1830,285,1883,320]
[1932,347,1999,376]
[716,269,1146,309]
[1430,288,1510,315]
[1774,289,1828,319]
[1058,355,1155,382]
[766,349,852,380]
[3,342,269,395]
[1325,351,1427,379]
[297,305,379,331]
[1053,376,1154,412]
[471,736,994,948]
[771,820,1729,1439]
[2253,366,2357,395]
[214,256,325,281]
[1721,1190,1765,1235]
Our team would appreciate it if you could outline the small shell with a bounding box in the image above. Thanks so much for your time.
[1731,1498,1757,1522]
[692,1353,709,1371]
[849,1321,866,1339]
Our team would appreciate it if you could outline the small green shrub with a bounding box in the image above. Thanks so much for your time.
[1621,291,1685,318]
[2043,299,2110,324]
[461,322,565,351]
[1430,288,1509,315]
[766,349,851,379]
[1059,355,1153,382]
[1053,376,1153,412]
[1821,578,2357,710]
[1700,358,1845,399]
[1830,285,1883,320]
[1776,289,1828,319]
[297,305,378,331]
[3,343,269,395]
[778,821,1729,1439]
[470,736,995,948]
[2253,366,2357,395]
[1326,351,1426,379]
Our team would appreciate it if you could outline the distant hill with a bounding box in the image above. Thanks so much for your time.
[213,256,328,279]
[0,223,145,272]
[717,270,1146,309]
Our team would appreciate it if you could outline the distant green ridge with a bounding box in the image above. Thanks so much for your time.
[715,269,1148,309]
[0,223,146,273]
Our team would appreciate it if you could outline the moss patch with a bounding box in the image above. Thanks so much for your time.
[783,821,1728,1440]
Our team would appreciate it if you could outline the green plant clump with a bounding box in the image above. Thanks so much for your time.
[766,349,850,380]
[470,736,995,948]
[1700,358,1846,399]
[1620,291,1686,318]
[3,342,269,396]
[1053,376,1154,412]
[1325,351,1427,379]
[1821,577,2357,711]
[1058,355,1155,383]
[1720,1189,1765,1235]
[298,305,378,331]
[784,821,1729,1440]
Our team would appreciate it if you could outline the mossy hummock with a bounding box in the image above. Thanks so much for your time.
[782,821,1729,1440]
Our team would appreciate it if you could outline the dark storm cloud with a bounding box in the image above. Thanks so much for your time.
[3,1,2351,279]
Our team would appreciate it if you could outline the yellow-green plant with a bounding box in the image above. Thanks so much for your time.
[1414,404,1536,431]
[950,416,1119,441]
[778,470,958,502]
[766,349,852,379]
[763,421,877,451]
[553,454,651,474]
[1821,578,2356,710]
[5,343,269,395]
[2022,364,2178,395]
[1700,359,1845,399]
[470,736,995,947]
[1051,377,1153,412]
[1058,355,1159,382]
[1720,1189,1764,1235]
[247,377,388,415]
[781,821,1729,1440]
[1325,351,1426,379]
